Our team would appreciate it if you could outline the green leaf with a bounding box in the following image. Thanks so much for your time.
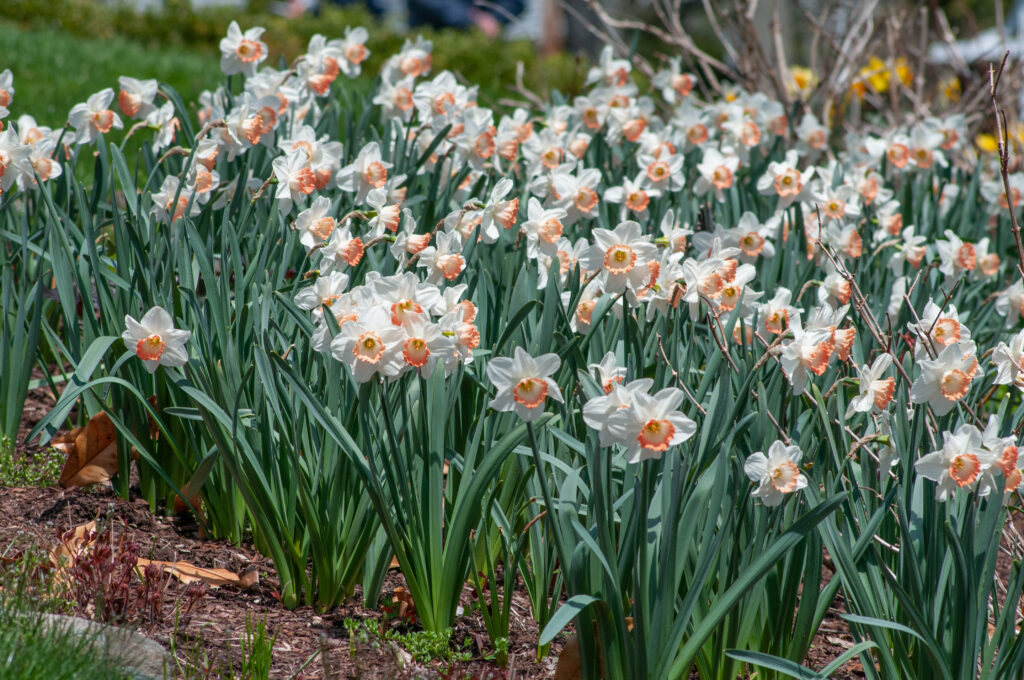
[839,614,927,643]
[539,595,601,646]
[819,641,879,676]
[724,650,822,679]
[669,493,847,677]
[27,336,121,443]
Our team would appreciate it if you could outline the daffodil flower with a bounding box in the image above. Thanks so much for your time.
[486,347,563,422]
[745,441,808,507]
[122,307,191,374]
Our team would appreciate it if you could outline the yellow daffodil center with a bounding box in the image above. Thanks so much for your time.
[402,337,430,367]
[940,369,971,401]
[604,244,637,274]
[236,39,263,63]
[353,332,385,364]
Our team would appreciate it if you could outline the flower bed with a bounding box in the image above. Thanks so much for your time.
[2,14,1024,679]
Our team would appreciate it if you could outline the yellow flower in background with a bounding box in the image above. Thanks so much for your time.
[850,56,889,98]
[942,76,962,103]
[976,134,998,153]
[849,56,913,99]
[788,66,817,99]
[894,57,913,87]
[865,56,890,92]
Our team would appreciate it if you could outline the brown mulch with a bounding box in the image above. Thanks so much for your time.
[0,482,562,679]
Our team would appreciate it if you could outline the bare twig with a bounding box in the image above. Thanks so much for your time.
[582,0,734,91]
[656,335,707,415]
[990,52,1024,281]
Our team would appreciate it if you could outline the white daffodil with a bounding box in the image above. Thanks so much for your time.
[272,149,317,215]
[992,329,1024,391]
[418,231,465,284]
[294,195,337,251]
[68,88,123,145]
[779,325,835,395]
[589,352,625,395]
[293,271,350,321]
[694,146,739,201]
[520,198,566,259]
[976,415,1021,499]
[366,188,402,238]
[580,221,658,296]
[336,142,392,203]
[914,424,990,501]
[845,354,896,418]
[478,178,520,244]
[907,301,971,361]
[745,441,808,507]
[756,150,813,209]
[486,347,563,422]
[582,378,652,446]
[330,306,405,383]
[396,315,453,379]
[604,387,697,463]
[935,229,977,284]
[219,21,268,78]
[994,280,1024,328]
[117,77,159,120]
[908,341,980,416]
[122,306,191,373]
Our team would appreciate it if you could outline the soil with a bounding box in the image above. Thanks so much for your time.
[0,483,563,679]
[5,386,866,679]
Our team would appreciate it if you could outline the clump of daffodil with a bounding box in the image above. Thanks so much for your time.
[850,55,912,98]
[851,56,890,97]
[788,66,817,100]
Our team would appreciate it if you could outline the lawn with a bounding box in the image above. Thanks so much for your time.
[0,20,220,126]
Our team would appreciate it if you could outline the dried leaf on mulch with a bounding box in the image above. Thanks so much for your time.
[53,413,118,488]
[136,558,259,590]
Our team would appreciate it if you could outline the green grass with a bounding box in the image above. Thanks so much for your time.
[0,2,586,128]
[0,556,135,680]
[0,613,135,680]
[0,20,220,127]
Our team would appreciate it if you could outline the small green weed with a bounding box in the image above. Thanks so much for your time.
[0,544,76,615]
[171,610,278,680]
[229,612,276,679]
[0,438,63,487]
[344,618,472,665]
